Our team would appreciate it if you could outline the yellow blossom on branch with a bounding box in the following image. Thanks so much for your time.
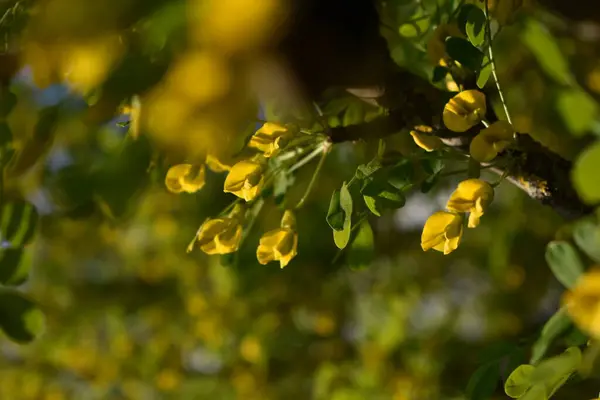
[443,90,487,132]
[446,179,494,228]
[562,269,600,338]
[196,204,245,255]
[224,158,265,201]
[470,120,514,162]
[410,125,443,152]
[421,211,464,255]
[257,210,298,268]
[165,164,206,194]
[248,122,290,157]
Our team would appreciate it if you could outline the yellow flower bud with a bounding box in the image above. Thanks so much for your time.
[562,268,600,339]
[470,120,514,162]
[257,210,298,268]
[196,205,245,255]
[427,23,465,66]
[443,90,487,132]
[248,122,290,157]
[446,179,494,228]
[421,211,463,255]
[224,159,265,201]
[410,125,444,152]
[165,164,206,194]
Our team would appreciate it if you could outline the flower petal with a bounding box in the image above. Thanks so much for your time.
[443,90,487,133]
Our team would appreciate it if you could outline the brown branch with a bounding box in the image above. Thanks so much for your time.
[327,68,593,220]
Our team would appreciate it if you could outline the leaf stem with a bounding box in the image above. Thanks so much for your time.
[484,0,512,126]
[295,142,331,209]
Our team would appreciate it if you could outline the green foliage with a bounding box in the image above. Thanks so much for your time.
[573,141,600,204]
[0,289,44,343]
[530,308,572,365]
[333,182,353,249]
[545,241,585,289]
[445,37,484,71]
[573,219,600,263]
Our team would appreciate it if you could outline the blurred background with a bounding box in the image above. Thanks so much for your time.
[0,0,600,399]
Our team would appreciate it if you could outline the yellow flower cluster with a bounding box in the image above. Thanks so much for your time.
[443,90,487,133]
[421,179,494,255]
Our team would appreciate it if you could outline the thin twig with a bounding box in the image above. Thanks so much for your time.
[484,0,512,125]
[295,142,331,209]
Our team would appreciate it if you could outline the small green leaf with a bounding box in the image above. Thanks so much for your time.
[326,189,344,231]
[342,102,365,127]
[465,7,487,47]
[0,289,45,343]
[333,183,353,249]
[532,347,581,397]
[466,361,500,400]
[477,55,492,88]
[347,221,374,270]
[457,4,482,36]
[573,218,600,263]
[505,364,535,398]
[573,141,600,204]
[530,308,572,365]
[519,385,548,400]
[445,37,484,72]
[432,65,449,83]
[545,241,585,288]
[0,248,31,286]
[354,159,382,181]
[0,200,39,248]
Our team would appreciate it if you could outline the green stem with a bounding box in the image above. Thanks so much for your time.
[288,142,328,174]
[484,0,512,125]
[295,143,330,209]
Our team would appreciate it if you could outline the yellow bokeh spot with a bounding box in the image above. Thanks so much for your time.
[156,369,181,391]
[240,336,263,364]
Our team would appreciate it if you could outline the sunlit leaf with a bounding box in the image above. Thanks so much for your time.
[573,141,600,204]
[347,220,374,270]
[530,307,572,364]
[505,364,535,398]
[333,182,352,249]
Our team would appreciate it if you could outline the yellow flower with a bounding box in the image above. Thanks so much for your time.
[206,154,231,173]
[248,122,290,157]
[257,210,298,268]
[443,90,487,132]
[410,125,443,152]
[165,164,206,194]
[224,158,265,201]
[421,211,464,255]
[427,23,465,66]
[196,205,244,255]
[446,179,494,228]
[563,269,600,338]
[470,120,514,162]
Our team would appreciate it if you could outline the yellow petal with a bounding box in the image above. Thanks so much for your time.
[563,269,600,338]
[248,123,289,157]
[281,210,296,229]
[224,159,264,201]
[181,165,206,193]
[421,211,463,253]
[410,130,443,152]
[165,164,206,194]
[443,90,487,133]
[470,134,497,163]
[446,179,494,213]
[256,228,298,268]
[197,218,242,255]
[206,154,231,172]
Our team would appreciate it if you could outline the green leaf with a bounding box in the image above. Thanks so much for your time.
[326,190,345,231]
[545,241,585,288]
[573,141,600,204]
[573,218,600,263]
[445,37,484,72]
[0,289,45,343]
[530,308,572,365]
[432,65,449,83]
[557,89,598,136]
[505,364,535,398]
[457,4,481,35]
[477,55,492,88]
[521,19,573,85]
[519,385,548,400]
[466,361,500,400]
[0,248,31,286]
[0,200,39,248]
[342,102,365,127]
[465,7,486,47]
[347,221,374,270]
[333,182,353,249]
[354,159,382,181]
[532,347,581,397]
